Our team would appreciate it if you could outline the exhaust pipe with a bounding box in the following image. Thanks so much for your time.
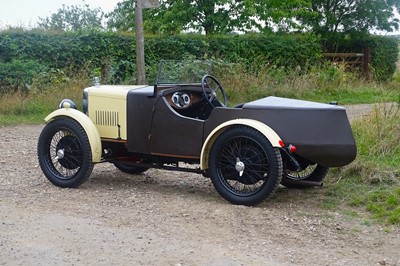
[283,179,323,187]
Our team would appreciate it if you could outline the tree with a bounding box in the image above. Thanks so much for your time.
[246,0,315,33]
[38,3,104,31]
[107,0,256,35]
[302,0,400,36]
[106,0,135,32]
[150,0,255,35]
[106,0,400,36]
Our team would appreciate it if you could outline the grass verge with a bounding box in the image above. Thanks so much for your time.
[322,103,400,225]
[218,63,400,106]
[0,76,87,125]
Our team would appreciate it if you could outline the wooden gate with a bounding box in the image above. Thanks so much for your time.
[323,48,371,78]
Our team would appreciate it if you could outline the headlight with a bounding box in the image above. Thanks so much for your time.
[59,99,77,109]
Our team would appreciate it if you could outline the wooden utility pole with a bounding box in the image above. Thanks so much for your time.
[135,0,159,85]
[135,0,146,84]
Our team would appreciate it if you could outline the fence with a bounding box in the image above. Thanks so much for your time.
[322,48,371,78]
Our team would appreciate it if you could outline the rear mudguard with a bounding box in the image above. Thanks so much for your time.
[200,119,282,170]
[44,108,102,162]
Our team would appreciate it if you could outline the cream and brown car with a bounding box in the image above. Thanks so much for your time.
[37,61,357,205]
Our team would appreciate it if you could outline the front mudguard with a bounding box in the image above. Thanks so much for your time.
[44,108,102,162]
[200,119,283,170]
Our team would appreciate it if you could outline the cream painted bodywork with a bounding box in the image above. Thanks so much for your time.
[85,85,146,140]
[45,108,102,163]
[200,119,282,170]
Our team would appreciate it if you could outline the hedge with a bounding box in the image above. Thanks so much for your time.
[0,31,321,89]
[322,34,399,81]
[0,59,48,93]
[0,30,397,93]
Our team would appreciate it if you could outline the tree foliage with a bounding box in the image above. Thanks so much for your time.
[37,3,105,32]
[106,0,257,35]
[105,0,400,37]
[245,0,400,36]
[146,0,255,35]
[30,0,400,36]
[303,0,400,36]
[247,0,315,33]
[106,0,135,32]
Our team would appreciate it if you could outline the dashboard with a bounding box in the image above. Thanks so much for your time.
[165,91,203,109]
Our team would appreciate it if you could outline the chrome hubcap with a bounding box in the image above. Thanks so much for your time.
[55,149,65,160]
[235,157,245,177]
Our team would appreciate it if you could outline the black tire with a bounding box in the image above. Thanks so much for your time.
[113,162,149,175]
[208,125,283,206]
[281,164,329,189]
[37,118,94,188]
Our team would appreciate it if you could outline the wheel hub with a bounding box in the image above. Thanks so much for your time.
[55,149,65,160]
[55,135,81,169]
[235,157,245,177]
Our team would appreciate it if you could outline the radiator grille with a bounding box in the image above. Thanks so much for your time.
[95,110,119,126]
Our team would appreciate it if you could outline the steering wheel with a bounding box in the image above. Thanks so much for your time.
[201,75,227,108]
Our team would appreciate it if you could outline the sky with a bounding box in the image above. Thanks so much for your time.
[0,0,120,28]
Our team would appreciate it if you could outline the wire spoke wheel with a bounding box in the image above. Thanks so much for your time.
[217,136,269,195]
[285,164,318,181]
[38,118,93,188]
[281,164,329,189]
[208,125,282,205]
[49,130,83,179]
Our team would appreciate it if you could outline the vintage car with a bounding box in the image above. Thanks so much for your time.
[37,61,357,206]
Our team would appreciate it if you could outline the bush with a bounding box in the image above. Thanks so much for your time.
[144,34,322,81]
[0,59,48,94]
[0,31,322,87]
[368,36,399,81]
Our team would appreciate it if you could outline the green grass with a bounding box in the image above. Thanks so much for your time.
[320,103,400,225]
[300,85,398,104]
[0,114,46,125]
[0,75,87,125]
[322,174,400,225]
[218,63,400,106]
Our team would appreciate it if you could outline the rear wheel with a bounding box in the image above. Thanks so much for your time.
[113,162,149,175]
[208,126,282,206]
[281,164,329,188]
[37,118,93,188]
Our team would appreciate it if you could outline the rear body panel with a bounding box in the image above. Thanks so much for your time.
[205,97,357,167]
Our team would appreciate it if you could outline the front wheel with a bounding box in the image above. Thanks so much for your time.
[281,164,329,189]
[208,126,283,206]
[37,118,94,188]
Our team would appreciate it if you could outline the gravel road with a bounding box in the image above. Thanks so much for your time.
[1,105,399,265]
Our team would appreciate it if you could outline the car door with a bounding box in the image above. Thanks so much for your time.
[150,96,204,159]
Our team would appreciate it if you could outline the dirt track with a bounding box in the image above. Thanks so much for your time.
[1,105,399,265]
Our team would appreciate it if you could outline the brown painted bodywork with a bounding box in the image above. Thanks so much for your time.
[126,84,356,167]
